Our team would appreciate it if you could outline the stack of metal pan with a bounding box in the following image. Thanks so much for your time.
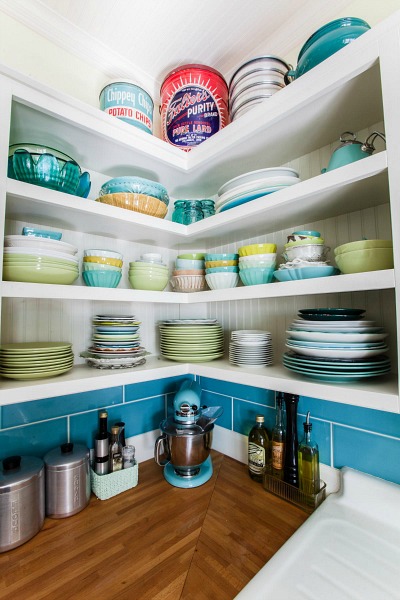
[229,55,291,121]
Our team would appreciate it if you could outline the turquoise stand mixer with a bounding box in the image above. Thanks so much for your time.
[154,380,223,488]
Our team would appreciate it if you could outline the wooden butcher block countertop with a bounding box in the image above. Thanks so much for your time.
[0,451,307,600]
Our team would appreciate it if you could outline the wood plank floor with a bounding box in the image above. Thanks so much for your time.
[0,452,307,599]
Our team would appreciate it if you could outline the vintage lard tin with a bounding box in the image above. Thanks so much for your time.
[99,80,154,134]
[160,64,229,151]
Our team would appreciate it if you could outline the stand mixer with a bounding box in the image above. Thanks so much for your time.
[154,379,223,488]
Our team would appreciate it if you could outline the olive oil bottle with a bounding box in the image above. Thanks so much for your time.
[248,414,269,482]
[298,411,320,496]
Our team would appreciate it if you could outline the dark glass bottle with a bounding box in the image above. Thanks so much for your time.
[283,393,299,487]
[271,394,285,479]
[298,412,320,496]
[109,425,123,472]
[248,414,269,482]
[94,410,109,475]
[115,421,126,447]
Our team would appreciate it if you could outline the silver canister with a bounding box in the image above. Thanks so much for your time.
[0,455,45,553]
[44,443,90,518]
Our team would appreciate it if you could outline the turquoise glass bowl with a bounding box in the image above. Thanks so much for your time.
[288,18,370,79]
[239,267,275,285]
[8,144,91,197]
[82,270,122,288]
[99,176,169,205]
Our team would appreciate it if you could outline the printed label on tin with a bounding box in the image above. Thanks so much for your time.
[165,84,221,148]
[100,83,153,134]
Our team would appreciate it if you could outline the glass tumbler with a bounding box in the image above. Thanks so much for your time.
[122,445,136,469]
[182,200,204,224]
[172,200,186,224]
[201,199,215,218]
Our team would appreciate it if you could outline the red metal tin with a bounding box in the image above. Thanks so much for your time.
[160,64,229,151]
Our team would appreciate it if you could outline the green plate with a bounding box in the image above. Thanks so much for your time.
[161,352,224,362]
[0,342,72,353]
[1,357,74,368]
[0,365,74,379]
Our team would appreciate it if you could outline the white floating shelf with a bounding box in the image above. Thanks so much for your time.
[0,356,397,413]
[2,270,394,303]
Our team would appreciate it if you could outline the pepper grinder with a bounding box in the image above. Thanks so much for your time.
[283,393,299,487]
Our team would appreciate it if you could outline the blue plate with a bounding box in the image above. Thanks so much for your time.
[94,326,139,333]
[218,190,277,213]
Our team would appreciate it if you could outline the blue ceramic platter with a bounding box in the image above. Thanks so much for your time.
[218,189,277,213]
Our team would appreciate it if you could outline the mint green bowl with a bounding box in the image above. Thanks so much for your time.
[129,274,168,291]
[82,262,121,272]
[3,264,79,284]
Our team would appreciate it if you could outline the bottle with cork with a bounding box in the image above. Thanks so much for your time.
[248,414,269,482]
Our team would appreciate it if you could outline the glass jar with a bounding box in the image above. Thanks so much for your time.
[182,200,204,225]
[201,199,215,218]
[172,200,186,224]
[122,445,136,469]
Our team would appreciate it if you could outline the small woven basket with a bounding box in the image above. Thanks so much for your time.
[90,462,138,500]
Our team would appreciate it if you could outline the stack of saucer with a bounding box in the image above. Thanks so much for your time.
[229,330,273,367]
[80,314,148,369]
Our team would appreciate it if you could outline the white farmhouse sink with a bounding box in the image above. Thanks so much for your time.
[235,468,400,600]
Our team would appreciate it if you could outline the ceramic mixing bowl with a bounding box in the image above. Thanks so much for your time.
[334,248,394,274]
[83,270,122,288]
[334,239,393,255]
[205,272,239,290]
[239,267,275,285]
[238,243,277,256]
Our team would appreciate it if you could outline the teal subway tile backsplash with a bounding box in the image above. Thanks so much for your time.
[2,387,123,428]
[1,375,399,485]
[125,375,192,402]
[199,376,275,407]
[0,418,68,459]
[233,398,275,436]
[333,425,400,485]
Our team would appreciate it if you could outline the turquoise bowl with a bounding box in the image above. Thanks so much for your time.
[239,267,275,286]
[82,270,122,288]
[99,176,169,205]
[206,266,239,273]
[8,144,91,197]
[287,18,370,79]
[273,270,292,282]
[204,253,239,261]
[274,266,339,281]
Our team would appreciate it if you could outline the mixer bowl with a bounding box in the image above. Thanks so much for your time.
[155,426,214,471]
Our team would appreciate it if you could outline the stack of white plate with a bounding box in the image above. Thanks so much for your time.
[3,235,79,284]
[216,167,300,214]
[80,314,147,369]
[0,342,74,380]
[283,308,390,382]
[229,330,273,367]
[159,319,224,362]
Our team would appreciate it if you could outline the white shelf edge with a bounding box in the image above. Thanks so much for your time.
[0,357,397,413]
[1,269,394,304]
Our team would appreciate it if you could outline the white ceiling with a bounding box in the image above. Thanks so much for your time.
[0,0,399,97]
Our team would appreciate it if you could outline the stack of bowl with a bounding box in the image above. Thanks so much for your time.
[205,253,239,289]
[82,249,123,288]
[96,176,169,219]
[238,243,277,285]
[170,253,206,292]
[229,55,291,122]
[129,254,169,291]
[275,230,337,281]
[8,143,91,197]
[334,239,393,274]
[3,235,79,285]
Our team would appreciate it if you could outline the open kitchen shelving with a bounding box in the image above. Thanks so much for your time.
[1,13,400,412]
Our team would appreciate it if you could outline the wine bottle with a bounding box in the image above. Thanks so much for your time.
[109,425,123,472]
[298,411,320,497]
[271,393,285,479]
[248,414,269,482]
[94,410,109,475]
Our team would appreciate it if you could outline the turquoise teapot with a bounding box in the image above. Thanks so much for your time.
[322,131,386,173]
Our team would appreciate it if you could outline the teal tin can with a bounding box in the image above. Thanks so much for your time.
[99,80,154,134]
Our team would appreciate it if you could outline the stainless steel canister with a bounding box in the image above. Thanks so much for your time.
[44,443,90,518]
[0,455,45,553]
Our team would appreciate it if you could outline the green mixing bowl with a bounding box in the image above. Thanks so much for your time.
[3,264,79,284]
[335,248,394,273]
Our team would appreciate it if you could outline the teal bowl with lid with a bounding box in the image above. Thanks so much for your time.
[286,18,370,80]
